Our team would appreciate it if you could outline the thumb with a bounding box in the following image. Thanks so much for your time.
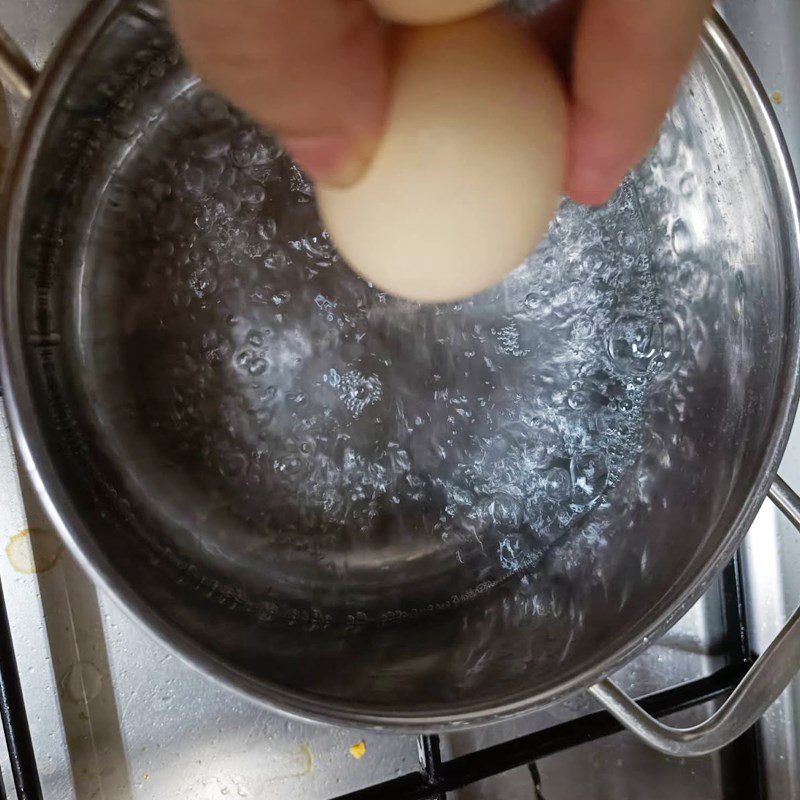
[566,0,711,205]
[168,0,390,186]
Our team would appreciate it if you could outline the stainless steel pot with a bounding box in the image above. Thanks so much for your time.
[2,0,800,755]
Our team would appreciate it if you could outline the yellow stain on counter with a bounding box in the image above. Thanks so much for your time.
[772,91,783,105]
[349,741,367,760]
[262,743,313,783]
[6,528,64,574]
[298,743,313,774]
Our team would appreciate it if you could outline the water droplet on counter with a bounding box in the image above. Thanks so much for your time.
[61,661,103,703]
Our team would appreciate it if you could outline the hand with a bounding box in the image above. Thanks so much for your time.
[168,0,711,205]
[168,0,390,188]
[534,0,712,204]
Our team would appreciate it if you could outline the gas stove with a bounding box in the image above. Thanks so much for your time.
[0,1,799,798]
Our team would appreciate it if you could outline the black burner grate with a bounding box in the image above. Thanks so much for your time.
[334,554,764,800]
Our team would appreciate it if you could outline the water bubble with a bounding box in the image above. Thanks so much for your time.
[188,266,218,299]
[498,539,520,571]
[288,163,314,200]
[248,358,267,376]
[550,284,584,320]
[264,248,289,272]
[523,292,552,318]
[214,186,241,216]
[671,218,694,256]
[241,184,266,204]
[231,129,259,167]
[570,318,594,341]
[275,454,302,476]
[236,350,253,369]
[493,323,528,357]
[567,390,592,411]
[543,467,571,501]
[526,420,561,469]
[302,236,335,261]
[570,452,608,504]
[680,173,697,198]
[607,315,662,374]
[549,201,586,244]
[657,127,680,166]
[247,330,264,347]
[326,368,383,418]
[194,128,232,160]
[314,294,337,320]
[653,312,686,379]
[257,219,277,241]
[676,259,710,300]
[197,93,230,120]
[201,332,230,366]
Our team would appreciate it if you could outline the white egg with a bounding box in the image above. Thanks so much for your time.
[368,0,499,25]
[317,13,566,304]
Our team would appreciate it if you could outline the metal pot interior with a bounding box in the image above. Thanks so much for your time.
[3,1,799,725]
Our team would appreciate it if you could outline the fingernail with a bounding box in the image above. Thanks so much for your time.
[565,134,623,207]
[565,102,643,206]
[565,160,616,207]
[282,132,370,188]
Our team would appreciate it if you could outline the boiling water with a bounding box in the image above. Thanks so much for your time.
[91,81,686,600]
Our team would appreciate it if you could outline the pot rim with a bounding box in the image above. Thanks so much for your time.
[2,1,799,730]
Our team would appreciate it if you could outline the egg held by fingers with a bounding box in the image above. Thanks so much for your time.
[368,0,499,26]
[317,13,567,304]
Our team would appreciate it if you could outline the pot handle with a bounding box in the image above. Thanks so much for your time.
[589,475,800,757]
[0,24,36,100]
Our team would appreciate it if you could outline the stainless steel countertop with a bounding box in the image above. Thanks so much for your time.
[0,1,799,798]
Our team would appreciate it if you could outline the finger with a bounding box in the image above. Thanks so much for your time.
[528,0,581,79]
[566,0,712,205]
[168,0,390,186]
